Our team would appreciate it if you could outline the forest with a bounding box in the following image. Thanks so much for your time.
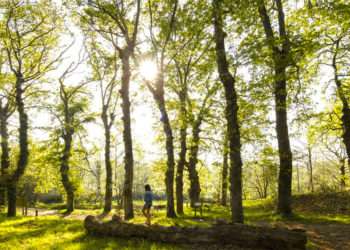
[0,0,349,249]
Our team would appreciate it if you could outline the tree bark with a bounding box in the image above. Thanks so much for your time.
[176,89,187,215]
[340,159,346,190]
[84,216,307,249]
[157,91,177,218]
[221,134,228,206]
[258,0,293,216]
[307,146,314,192]
[7,75,29,217]
[147,73,177,218]
[332,39,350,178]
[119,49,134,220]
[213,0,244,223]
[0,106,10,207]
[102,110,113,214]
[7,182,16,216]
[60,126,75,213]
[188,119,202,207]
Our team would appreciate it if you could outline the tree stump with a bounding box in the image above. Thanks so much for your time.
[84,215,307,250]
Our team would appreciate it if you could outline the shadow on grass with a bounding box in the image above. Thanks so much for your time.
[68,234,182,250]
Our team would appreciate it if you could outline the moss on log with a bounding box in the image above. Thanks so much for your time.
[84,215,307,249]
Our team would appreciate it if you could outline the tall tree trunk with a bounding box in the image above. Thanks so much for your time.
[213,0,244,223]
[176,91,187,215]
[340,159,346,191]
[7,183,16,216]
[102,111,113,214]
[307,146,314,192]
[96,161,102,204]
[119,49,134,220]
[332,40,350,177]
[275,64,293,215]
[8,75,29,217]
[188,120,202,207]
[258,0,293,217]
[221,134,228,206]
[157,92,177,218]
[296,165,300,193]
[60,128,75,213]
[147,72,176,218]
[0,109,10,207]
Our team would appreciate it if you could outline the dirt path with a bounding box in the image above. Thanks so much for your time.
[256,221,350,250]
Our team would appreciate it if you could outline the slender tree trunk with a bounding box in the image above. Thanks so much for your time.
[213,0,244,223]
[176,93,187,215]
[221,135,228,206]
[0,110,10,207]
[275,61,293,216]
[258,0,293,217]
[102,112,113,214]
[307,146,314,192]
[119,49,134,220]
[157,92,177,218]
[296,165,300,193]
[340,159,346,191]
[188,120,202,207]
[8,75,29,217]
[60,129,75,213]
[96,162,102,204]
[332,42,350,177]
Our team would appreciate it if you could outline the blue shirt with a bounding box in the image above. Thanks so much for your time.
[144,191,153,205]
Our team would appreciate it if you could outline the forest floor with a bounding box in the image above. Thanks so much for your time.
[1,192,350,250]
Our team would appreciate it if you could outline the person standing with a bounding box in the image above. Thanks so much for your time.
[142,184,153,225]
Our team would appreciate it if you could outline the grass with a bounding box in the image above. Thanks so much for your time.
[1,195,350,249]
[0,214,182,250]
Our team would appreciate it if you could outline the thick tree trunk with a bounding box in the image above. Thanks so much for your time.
[119,49,134,220]
[258,0,293,217]
[85,216,307,249]
[147,72,176,218]
[0,110,10,207]
[7,183,16,216]
[8,75,29,217]
[188,120,202,207]
[341,106,350,173]
[157,94,176,218]
[221,135,228,206]
[213,0,244,223]
[60,129,75,213]
[176,95,187,215]
[332,39,350,186]
[102,112,113,214]
[275,62,293,216]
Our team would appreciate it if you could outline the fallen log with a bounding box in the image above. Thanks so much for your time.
[84,215,307,249]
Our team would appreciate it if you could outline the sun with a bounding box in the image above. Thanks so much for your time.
[139,59,158,81]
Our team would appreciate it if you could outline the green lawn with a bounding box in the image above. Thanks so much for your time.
[0,215,182,250]
[1,196,350,250]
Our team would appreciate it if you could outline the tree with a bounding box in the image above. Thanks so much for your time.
[86,38,119,214]
[221,133,228,206]
[257,0,293,216]
[213,0,244,223]
[83,0,141,219]
[1,0,62,216]
[0,60,15,207]
[143,0,179,218]
[54,57,93,213]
